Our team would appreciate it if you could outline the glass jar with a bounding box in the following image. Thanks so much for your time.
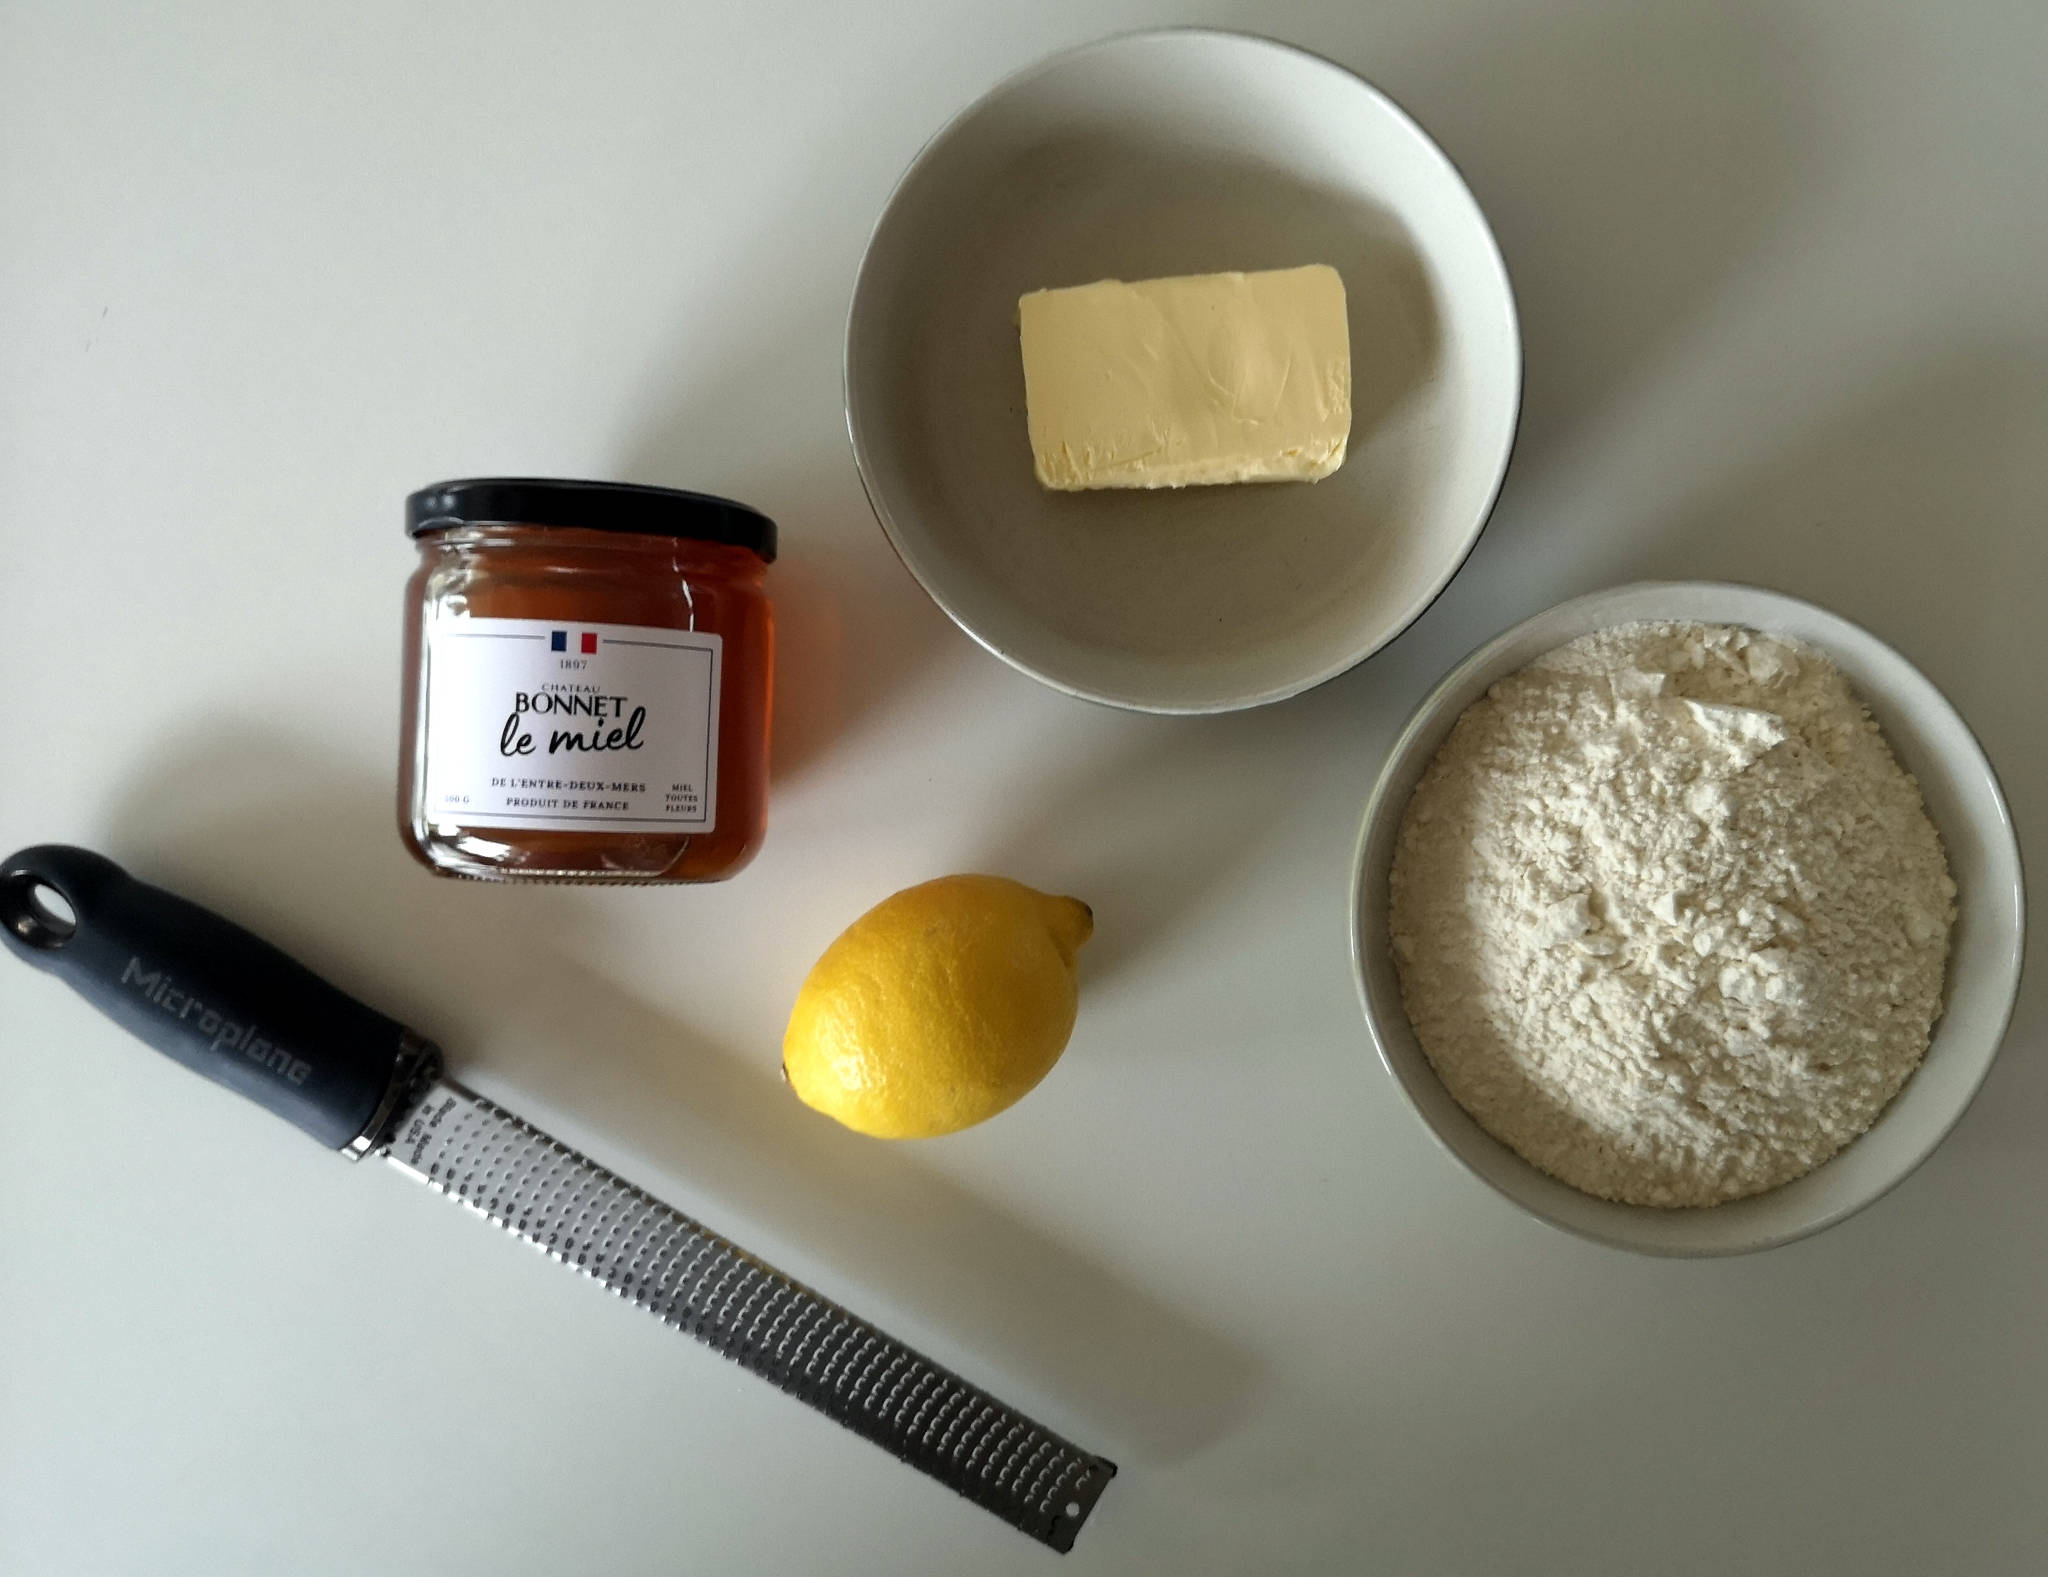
[399,478,774,883]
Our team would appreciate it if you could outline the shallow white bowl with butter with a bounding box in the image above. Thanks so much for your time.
[845,30,1521,713]
[1350,582,2027,1256]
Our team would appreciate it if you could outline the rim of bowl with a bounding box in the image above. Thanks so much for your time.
[1347,579,2028,1255]
[842,26,1524,715]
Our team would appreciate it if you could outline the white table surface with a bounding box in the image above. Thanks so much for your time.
[4,3,2044,1573]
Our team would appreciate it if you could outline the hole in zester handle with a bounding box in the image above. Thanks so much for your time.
[1,872,77,949]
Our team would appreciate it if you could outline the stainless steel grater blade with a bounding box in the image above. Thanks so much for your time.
[382,1081,1116,1551]
[0,846,1116,1555]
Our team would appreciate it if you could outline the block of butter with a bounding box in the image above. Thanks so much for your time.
[1017,264,1351,490]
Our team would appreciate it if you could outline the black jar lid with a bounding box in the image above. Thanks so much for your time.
[406,477,776,562]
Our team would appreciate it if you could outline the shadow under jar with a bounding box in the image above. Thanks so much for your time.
[400,479,775,883]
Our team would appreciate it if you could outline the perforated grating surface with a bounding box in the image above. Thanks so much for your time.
[383,1081,1115,1551]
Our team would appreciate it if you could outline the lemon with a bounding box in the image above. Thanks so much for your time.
[783,875,1093,1138]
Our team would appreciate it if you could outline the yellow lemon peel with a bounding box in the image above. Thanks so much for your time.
[783,875,1091,1138]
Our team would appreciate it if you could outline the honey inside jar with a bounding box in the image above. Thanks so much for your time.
[399,480,774,883]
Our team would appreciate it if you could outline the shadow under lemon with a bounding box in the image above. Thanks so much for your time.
[102,730,1266,1460]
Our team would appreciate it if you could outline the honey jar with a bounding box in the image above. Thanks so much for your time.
[399,478,774,883]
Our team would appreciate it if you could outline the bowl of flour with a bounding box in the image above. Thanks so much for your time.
[1351,582,2024,1255]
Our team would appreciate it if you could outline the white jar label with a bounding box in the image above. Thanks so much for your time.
[421,616,721,834]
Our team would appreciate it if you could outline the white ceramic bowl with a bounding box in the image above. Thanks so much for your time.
[1350,582,2027,1256]
[845,30,1520,713]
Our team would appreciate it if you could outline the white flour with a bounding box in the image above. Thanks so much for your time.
[1388,622,1955,1207]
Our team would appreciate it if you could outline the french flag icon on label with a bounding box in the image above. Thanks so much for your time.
[551,630,599,654]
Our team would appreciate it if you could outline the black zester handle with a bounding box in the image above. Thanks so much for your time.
[0,845,424,1152]
[386,1082,1117,1552]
